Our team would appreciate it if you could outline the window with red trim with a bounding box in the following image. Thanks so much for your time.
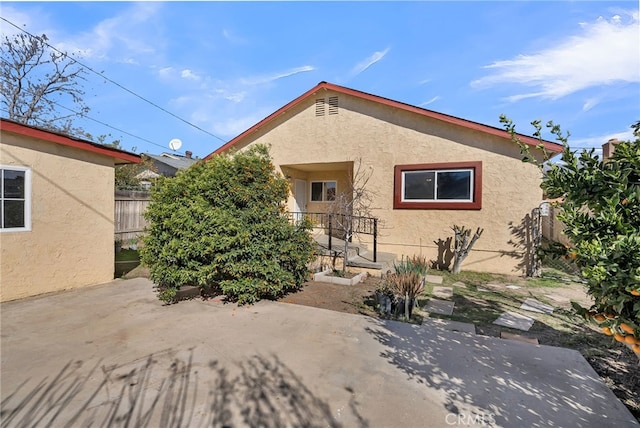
[394,162,482,210]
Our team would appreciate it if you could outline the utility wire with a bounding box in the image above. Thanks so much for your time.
[0,16,227,144]
[0,76,183,154]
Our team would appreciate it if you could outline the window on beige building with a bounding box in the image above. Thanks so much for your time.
[310,181,337,202]
[1,165,31,231]
[394,161,482,210]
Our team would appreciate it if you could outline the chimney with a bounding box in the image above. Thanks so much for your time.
[602,138,619,160]
[185,151,192,159]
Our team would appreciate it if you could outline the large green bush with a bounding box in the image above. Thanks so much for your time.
[502,117,640,353]
[140,145,316,304]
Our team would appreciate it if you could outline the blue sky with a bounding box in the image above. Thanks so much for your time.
[1,1,638,158]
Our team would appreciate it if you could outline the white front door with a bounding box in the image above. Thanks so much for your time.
[294,179,307,212]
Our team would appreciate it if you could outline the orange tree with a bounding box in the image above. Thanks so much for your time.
[501,116,640,353]
[141,144,316,304]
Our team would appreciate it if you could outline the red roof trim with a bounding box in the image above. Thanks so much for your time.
[1,119,141,164]
[206,81,563,159]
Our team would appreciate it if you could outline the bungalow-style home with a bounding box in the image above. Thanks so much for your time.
[0,119,141,302]
[135,151,198,189]
[206,82,563,275]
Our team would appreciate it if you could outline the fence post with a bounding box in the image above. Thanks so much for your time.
[373,218,377,263]
[328,214,333,253]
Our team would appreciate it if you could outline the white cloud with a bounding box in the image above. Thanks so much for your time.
[582,98,599,112]
[471,11,639,101]
[157,67,174,80]
[211,112,271,137]
[181,69,200,81]
[239,65,315,86]
[351,48,390,76]
[571,129,635,149]
[0,6,34,37]
[222,28,247,45]
[56,3,163,62]
[419,96,441,107]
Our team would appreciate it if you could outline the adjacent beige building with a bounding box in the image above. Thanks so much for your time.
[0,119,140,302]
[207,82,562,275]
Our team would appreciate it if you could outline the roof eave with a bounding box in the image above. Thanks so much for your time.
[1,118,142,164]
[205,82,563,159]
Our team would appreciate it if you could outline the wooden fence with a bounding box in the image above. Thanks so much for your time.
[115,190,150,243]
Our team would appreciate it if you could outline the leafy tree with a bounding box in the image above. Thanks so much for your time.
[141,145,316,304]
[501,116,640,353]
[1,33,89,136]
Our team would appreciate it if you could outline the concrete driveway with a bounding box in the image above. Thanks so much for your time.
[1,278,637,427]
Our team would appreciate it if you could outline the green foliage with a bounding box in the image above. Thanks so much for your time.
[393,255,429,276]
[386,255,428,319]
[501,116,640,343]
[140,145,316,304]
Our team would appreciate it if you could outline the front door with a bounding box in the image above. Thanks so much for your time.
[294,179,307,212]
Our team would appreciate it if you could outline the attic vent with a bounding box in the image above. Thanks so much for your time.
[315,98,325,116]
[328,96,339,115]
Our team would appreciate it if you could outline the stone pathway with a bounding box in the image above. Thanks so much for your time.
[493,311,535,331]
[424,274,443,285]
[421,279,556,342]
[431,286,453,299]
[520,298,554,314]
[423,298,455,316]
[422,317,476,334]
[501,331,539,345]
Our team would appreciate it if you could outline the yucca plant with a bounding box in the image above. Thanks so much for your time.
[394,255,429,276]
[387,256,427,319]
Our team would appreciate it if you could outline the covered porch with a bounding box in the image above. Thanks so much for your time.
[280,161,391,270]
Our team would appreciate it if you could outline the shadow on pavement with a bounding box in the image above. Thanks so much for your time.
[1,350,365,428]
[365,318,638,427]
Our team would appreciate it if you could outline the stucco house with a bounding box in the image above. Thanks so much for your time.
[206,82,563,275]
[0,119,141,302]
[135,151,198,189]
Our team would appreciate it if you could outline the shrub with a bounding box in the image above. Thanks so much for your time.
[502,117,640,349]
[387,255,428,319]
[140,145,316,304]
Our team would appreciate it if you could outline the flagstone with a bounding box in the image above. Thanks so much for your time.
[493,311,535,331]
[423,298,455,316]
[520,298,554,314]
[432,286,453,299]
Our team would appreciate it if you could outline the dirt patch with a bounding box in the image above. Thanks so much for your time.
[278,277,380,317]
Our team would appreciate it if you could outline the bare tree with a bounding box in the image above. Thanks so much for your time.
[450,225,484,274]
[328,158,376,272]
[1,33,89,135]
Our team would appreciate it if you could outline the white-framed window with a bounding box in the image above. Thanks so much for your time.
[310,180,337,202]
[394,162,482,210]
[1,165,32,232]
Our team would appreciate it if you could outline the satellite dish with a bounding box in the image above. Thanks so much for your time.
[169,138,182,151]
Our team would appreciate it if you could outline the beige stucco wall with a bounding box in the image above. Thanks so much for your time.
[222,89,547,275]
[0,132,116,302]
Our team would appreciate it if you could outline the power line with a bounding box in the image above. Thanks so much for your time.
[0,16,227,144]
[0,75,183,154]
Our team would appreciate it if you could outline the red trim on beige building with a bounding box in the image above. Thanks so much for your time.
[206,82,563,159]
[1,119,141,164]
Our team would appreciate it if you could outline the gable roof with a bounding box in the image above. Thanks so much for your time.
[144,152,198,171]
[1,118,141,165]
[206,81,563,159]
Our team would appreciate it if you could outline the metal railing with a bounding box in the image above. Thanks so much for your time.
[287,211,378,262]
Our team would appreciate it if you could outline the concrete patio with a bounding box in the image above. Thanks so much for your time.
[1,278,637,427]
